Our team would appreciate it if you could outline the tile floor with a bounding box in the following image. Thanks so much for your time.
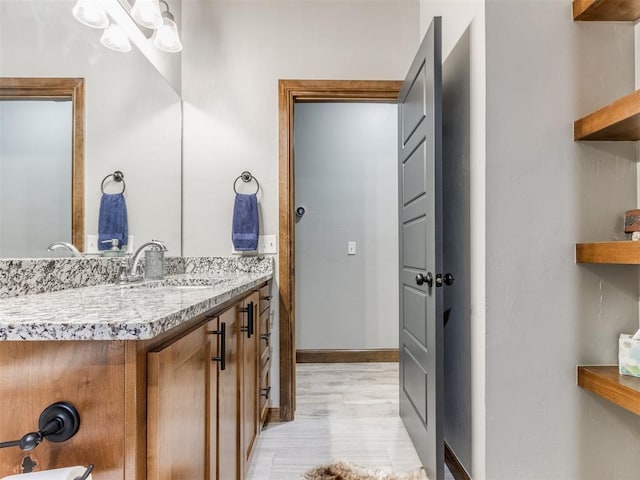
[246,362,454,480]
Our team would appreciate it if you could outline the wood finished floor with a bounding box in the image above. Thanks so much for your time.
[247,362,454,480]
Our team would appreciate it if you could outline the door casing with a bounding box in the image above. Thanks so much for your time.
[277,80,402,421]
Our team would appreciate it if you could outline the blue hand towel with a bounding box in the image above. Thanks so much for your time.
[232,193,259,251]
[98,193,128,250]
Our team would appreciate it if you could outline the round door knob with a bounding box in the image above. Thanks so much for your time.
[443,273,455,286]
[415,272,433,287]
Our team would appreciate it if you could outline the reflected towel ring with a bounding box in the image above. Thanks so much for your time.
[101,170,126,194]
[233,171,259,195]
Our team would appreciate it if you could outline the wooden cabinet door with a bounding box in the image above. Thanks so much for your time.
[147,325,208,480]
[217,306,241,480]
[240,291,260,476]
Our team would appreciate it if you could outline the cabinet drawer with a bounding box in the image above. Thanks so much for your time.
[258,284,271,315]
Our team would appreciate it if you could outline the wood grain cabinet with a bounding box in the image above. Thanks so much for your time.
[146,289,268,480]
[0,283,271,480]
[147,323,211,480]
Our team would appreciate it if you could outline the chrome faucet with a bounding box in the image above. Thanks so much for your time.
[47,242,82,258]
[128,240,167,280]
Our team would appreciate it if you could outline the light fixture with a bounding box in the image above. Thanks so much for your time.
[72,0,109,29]
[130,0,163,29]
[152,2,182,53]
[100,21,132,52]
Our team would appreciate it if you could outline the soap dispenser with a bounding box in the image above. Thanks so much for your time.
[101,239,124,257]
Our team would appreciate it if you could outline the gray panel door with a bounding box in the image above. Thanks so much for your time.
[398,17,443,480]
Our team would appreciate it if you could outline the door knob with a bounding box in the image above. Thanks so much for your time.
[415,272,433,287]
[435,273,455,287]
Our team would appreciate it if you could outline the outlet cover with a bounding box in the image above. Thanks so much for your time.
[86,235,98,253]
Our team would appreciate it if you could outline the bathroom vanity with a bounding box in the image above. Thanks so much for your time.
[0,258,273,480]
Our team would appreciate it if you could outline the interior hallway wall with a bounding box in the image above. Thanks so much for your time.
[181,0,420,406]
[294,103,398,350]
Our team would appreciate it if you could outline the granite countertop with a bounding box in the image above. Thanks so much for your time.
[0,272,272,341]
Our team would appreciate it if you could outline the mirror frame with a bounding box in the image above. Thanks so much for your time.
[0,77,85,251]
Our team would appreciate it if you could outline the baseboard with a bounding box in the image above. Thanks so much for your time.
[265,407,281,424]
[445,441,471,480]
[296,349,399,363]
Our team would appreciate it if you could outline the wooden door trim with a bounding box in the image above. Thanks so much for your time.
[278,79,402,422]
[0,77,85,251]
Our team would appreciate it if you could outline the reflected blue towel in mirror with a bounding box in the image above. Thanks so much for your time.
[98,193,128,250]
[232,193,259,251]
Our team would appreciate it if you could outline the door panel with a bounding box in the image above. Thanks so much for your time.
[217,307,240,480]
[402,285,427,344]
[398,17,443,480]
[402,216,428,269]
[402,141,427,205]
[401,63,427,145]
[402,347,428,424]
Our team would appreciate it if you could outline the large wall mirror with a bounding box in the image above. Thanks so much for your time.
[0,0,182,258]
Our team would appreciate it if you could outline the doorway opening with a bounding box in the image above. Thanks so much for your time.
[277,80,402,422]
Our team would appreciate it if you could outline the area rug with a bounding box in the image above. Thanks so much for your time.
[302,461,428,480]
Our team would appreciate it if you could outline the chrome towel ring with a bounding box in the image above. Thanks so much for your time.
[233,170,259,195]
[101,170,126,194]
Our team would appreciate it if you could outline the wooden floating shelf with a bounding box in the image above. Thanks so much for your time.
[573,0,640,21]
[578,366,640,415]
[576,241,640,264]
[574,89,640,141]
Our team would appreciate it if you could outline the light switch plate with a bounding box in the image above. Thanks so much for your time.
[348,241,356,255]
[259,235,277,254]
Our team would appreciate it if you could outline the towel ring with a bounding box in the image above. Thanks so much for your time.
[233,171,259,195]
[101,171,126,194]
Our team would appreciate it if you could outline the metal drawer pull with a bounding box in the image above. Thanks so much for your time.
[240,302,254,338]
[210,322,226,371]
[261,295,272,301]
[261,386,271,399]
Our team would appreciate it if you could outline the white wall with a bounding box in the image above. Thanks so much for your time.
[181,0,421,404]
[294,103,398,350]
[419,1,487,477]
[485,2,640,479]
[0,0,183,255]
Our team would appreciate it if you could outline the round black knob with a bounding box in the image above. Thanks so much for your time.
[443,273,455,286]
[416,273,433,287]
[296,206,306,217]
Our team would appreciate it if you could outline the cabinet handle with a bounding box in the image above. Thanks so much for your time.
[261,295,272,301]
[261,386,271,399]
[210,322,226,371]
[241,302,254,338]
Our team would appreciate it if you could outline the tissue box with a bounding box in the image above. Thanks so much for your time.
[619,333,640,377]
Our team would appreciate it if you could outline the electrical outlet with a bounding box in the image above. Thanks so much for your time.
[86,235,98,253]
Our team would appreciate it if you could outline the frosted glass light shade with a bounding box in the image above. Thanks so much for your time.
[100,23,131,52]
[131,0,163,29]
[72,0,108,29]
[153,16,183,52]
